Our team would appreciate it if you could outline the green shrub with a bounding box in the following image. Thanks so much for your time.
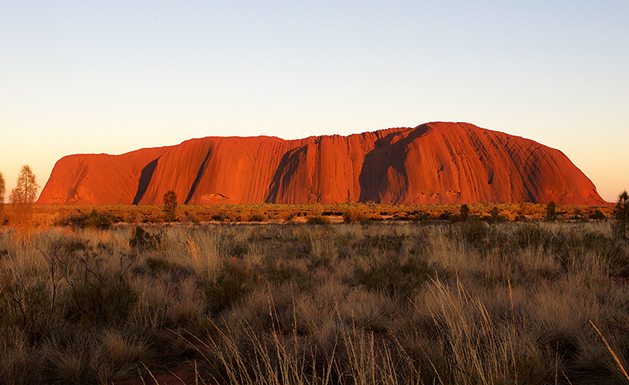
[249,213,269,222]
[439,212,452,220]
[589,210,606,220]
[81,210,113,230]
[306,216,330,224]
[343,209,364,223]
[185,211,199,223]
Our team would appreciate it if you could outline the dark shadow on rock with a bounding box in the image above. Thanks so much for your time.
[265,146,307,203]
[185,149,213,204]
[133,158,160,205]
[358,125,430,203]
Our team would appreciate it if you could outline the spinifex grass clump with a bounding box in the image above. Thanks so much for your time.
[1,220,629,384]
[129,225,164,251]
[352,251,436,300]
[200,257,259,315]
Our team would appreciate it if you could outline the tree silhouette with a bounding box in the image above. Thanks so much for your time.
[9,165,40,237]
[546,201,557,222]
[460,204,470,222]
[490,206,500,221]
[0,172,5,223]
[616,191,629,240]
[163,190,178,222]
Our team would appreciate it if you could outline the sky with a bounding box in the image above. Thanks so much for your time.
[1,1,627,203]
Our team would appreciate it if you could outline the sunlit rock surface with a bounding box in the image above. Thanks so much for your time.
[38,122,605,205]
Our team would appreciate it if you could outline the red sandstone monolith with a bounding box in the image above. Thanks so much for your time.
[37,122,605,205]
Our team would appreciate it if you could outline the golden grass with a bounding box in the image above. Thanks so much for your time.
[590,320,629,381]
[0,219,628,384]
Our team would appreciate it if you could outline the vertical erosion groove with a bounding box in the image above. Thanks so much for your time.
[185,150,212,204]
[132,158,159,205]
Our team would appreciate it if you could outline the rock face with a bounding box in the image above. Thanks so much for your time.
[37,122,605,205]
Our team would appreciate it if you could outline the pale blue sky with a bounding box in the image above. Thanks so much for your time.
[1,1,627,202]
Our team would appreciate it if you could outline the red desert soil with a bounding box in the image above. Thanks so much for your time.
[37,122,605,205]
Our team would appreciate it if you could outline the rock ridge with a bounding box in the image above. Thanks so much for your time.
[37,122,605,205]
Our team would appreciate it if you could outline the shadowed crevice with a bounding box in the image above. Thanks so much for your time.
[185,149,212,204]
[265,147,306,203]
[358,125,429,203]
[133,158,160,205]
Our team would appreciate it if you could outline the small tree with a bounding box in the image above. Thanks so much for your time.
[0,172,5,223]
[490,206,500,220]
[9,165,40,237]
[460,204,470,222]
[163,190,177,222]
[546,201,557,222]
[616,191,629,240]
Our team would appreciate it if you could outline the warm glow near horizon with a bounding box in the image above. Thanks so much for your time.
[1,1,627,204]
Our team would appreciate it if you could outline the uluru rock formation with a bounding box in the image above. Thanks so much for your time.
[37,122,605,206]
